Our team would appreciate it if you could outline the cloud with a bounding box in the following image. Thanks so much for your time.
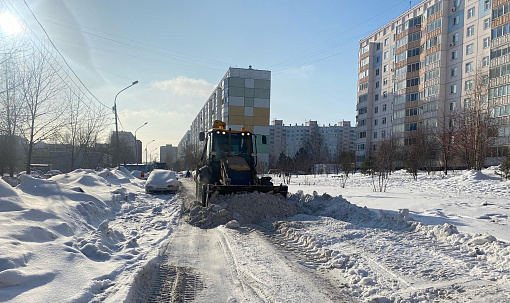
[151,76,216,98]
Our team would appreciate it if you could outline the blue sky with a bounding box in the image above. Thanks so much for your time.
[5,0,413,156]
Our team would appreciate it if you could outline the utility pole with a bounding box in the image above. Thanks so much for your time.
[114,81,138,168]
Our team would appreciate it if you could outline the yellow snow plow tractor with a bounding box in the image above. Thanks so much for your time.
[195,120,288,206]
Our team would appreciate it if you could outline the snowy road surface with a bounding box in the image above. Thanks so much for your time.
[1,168,510,302]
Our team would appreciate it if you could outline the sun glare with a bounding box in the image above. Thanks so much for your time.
[0,12,23,35]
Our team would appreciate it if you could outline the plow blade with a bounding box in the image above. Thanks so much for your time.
[205,184,288,205]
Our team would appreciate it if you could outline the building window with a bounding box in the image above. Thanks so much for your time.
[453,16,460,25]
[375,106,379,113]
[384,51,388,59]
[484,18,491,29]
[483,75,489,85]
[383,91,388,98]
[464,98,471,108]
[376,43,381,50]
[451,84,457,94]
[375,93,379,100]
[382,104,387,111]
[452,50,458,59]
[383,78,388,85]
[385,38,389,46]
[374,119,378,126]
[382,117,387,124]
[451,67,458,77]
[485,0,490,11]
[453,0,460,7]
[467,7,475,19]
[382,130,386,138]
[465,80,473,90]
[466,43,474,54]
[483,56,490,66]
[374,132,378,139]
[466,62,473,72]
[383,65,388,72]
[375,81,380,88]
[467,26,475,37]
[376,68,380,76]
[450,102,456,111]
[484,37,490,48]
[452,32,459,43]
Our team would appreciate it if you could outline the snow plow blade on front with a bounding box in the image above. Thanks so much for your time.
[203,184,288,205]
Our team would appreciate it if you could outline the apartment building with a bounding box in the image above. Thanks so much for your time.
[355,0,509,165]
[179,67,271,171]
[269,119,355,165]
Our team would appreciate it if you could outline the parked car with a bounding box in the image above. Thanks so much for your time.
[145,169,179,194]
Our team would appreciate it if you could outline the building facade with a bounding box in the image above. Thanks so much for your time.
[269,119,355,165]
[160,144,178,169]
[179,67,271,171]
[356,0,510,166]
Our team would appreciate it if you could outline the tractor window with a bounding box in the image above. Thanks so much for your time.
[230,133,253,156]
[210,131,253,158]
[211,132,229,157]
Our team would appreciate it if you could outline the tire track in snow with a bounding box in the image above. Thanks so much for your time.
[255,216,508,301]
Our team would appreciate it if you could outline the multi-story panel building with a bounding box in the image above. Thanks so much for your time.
[355,0,505,166]
[179,67,271,171]
[269,119,355,165]
[160,144,178,169]
[490,0,510,157]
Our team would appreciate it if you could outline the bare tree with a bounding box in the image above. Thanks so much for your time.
[19,47,67,172]
[403,129,437,180]
[453,65,497,171]
[372,138,395,192]
[436,111,458,175]
[0,35,29,176]
[182,143,201,171]
[338,151,356,188]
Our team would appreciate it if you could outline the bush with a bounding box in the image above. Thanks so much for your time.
[497,154,510,180]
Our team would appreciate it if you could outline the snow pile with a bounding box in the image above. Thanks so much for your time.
[0,168,180,302]
[187,192,298,227]
[288,190,413,230]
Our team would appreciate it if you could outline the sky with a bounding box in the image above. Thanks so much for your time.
[2,0,415,160]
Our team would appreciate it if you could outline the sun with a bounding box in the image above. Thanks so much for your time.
[0,12,23,35]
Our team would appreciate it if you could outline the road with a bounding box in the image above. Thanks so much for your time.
[127,178,354,303]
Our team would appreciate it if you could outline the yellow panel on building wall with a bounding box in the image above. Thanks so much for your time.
[229,115,245,125]
[254,116,269,126]
[245,116,254,125]
[254,107,270,117]
[229,105,244,116]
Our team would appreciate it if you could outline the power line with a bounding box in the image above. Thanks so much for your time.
[10,0,109,110]
[2,0,110,127]
[36,14,231,70]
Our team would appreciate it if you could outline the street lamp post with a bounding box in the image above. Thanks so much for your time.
[114,80,138,168]
[150,147,158,163]
[134,122,148,164]
[145,139,155,170]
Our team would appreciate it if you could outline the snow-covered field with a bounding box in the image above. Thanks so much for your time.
[1,167,510,302]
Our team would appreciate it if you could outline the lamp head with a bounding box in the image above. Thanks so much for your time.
[132,80,139,85]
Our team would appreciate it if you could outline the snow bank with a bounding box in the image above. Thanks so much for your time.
[0,178,24,212]
[0,168,179,303]
[288,190,413,230]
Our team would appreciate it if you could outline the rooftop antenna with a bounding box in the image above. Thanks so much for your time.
[409,1,412,10]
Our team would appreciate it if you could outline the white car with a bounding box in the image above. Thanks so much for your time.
[145,169,179,194]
